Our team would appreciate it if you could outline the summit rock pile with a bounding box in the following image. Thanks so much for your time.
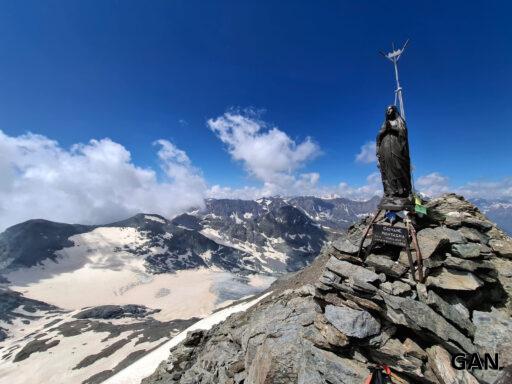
[143,194,512,384]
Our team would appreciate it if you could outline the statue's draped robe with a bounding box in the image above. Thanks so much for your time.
[376,116,412,199]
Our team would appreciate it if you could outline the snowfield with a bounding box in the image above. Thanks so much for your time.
[1,226,274,384]
[4,227,224,320]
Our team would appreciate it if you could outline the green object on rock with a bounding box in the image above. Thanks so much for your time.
[415,204,427,215]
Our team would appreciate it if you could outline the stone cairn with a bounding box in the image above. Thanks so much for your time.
[316,194,512,384]
[143,194,512,384]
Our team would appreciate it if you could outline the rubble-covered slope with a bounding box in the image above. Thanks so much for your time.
[143,194,512,384]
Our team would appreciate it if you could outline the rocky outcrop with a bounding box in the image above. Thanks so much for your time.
[143,194,512,384]
[73,304,161,319]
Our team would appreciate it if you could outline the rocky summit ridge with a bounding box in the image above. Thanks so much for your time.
[142,194,512,384]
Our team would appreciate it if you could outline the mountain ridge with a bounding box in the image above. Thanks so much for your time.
[142,194,512,384]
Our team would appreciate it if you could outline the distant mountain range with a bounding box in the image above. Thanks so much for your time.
[470,197,512,236]
[0,194,510,383]
[2,194,510,283]
[0,195,379,384]
[0,195,381,276]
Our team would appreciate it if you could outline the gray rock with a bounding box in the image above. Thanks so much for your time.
[330,248,364,265]
[489,238,512,258]
[399,249,444,269]
[366,254,407,277]
[382,293,476,353]
[426,268,484,291]
[345,276,379,294]
[487,257,512,313]
[459,226,489,244]
[297,345,369,384]
[478,243,493,255]
[445,215,463,228]
[425,194,480,222]
[416,283,429,303]
[368,325,397,348]
[318,269,341,287]
[426,290,475,336]
[73,304,159,319]
[332,239,359,255]
[451,243,481,259]
[462,217,493,231]
[380,280,411,296]
[473,309,512,384]
[143,292,321,384]
[316,281,334,291]
[426,345,479,384]
[309,314,349,349]
[403,337,427,361]
[417,227,452,259]
[324,305,380,339]
[443,228,467,244]
[443,255,493,272]
[367,338,425,380]
[325,257,380,284]
[494,366,512,384]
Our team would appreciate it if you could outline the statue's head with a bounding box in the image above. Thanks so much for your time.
[386,105,399,120]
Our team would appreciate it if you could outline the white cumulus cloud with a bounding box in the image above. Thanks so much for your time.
[416,172,451,197]
[355,141,377,164]
[0,131,206,230]
[207,111,321,196]
[1,118,508,231]
[337,172,383,200]
[415,172,512,200]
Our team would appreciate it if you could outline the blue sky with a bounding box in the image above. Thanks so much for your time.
[0,1,511,227]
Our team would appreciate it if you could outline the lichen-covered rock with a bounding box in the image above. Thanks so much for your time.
[459,226,489,244]
[489,238,512,258]
[451,243,481,259]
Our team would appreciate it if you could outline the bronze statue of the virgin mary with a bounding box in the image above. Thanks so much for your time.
[376,105,414,211]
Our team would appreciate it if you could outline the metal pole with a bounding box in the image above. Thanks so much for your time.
[393,58,405,120]
[381,40,408,121]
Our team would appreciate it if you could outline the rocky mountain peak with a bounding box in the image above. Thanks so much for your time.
[143,193,512,384]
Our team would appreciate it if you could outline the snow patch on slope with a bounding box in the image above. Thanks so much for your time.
[144,215,167,224]
[103,292,271,384]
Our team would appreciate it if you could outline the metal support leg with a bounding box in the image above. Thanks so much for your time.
[406,220,424,282]
[365,239,375,258]
[404,239,417,282]
[357,209,383,258]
